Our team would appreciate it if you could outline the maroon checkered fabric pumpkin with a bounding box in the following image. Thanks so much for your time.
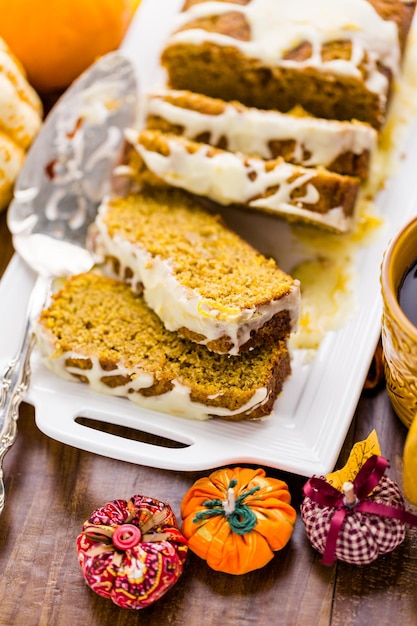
[299,455,417,566]
[301,474,406,565]
[76,494,188,609]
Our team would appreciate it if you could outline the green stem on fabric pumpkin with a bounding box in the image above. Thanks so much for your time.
[193,479,261,535]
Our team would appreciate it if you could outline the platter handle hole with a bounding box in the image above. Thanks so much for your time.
[75,415,190,449]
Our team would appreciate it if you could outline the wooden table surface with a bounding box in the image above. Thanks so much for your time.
[1,209,417,626]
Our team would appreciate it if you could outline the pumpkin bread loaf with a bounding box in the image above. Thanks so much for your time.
[161,0,416,129]
[35,272,292,421]
[145,89,377,181]
[94,185,300,355]
[126,128,360,233]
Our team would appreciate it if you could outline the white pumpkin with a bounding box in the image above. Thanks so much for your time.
[0,37,42,210]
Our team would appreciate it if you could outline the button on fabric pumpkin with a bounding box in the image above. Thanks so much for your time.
[0,38,42,211]
[76,494,188,610]
[180,467,296,575]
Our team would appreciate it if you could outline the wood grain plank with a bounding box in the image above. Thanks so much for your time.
[0,210,14,275]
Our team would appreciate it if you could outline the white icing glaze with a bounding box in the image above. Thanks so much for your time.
[168,0,400,96]
[35,324,271,420]
[95,199,301,355]
[251,201,352,232]
[127,129,353,232]
[146,90,377,169]
[52,85,126,200]
[129,129,314,204]
[24,78,129,250]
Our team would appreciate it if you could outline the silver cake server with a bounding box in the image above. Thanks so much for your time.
[0,51,137,514]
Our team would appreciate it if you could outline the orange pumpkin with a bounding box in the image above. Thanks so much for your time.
[180,467,296,575]
[0,0,140,93]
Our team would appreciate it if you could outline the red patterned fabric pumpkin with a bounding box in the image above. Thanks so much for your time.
[76,494,188,609]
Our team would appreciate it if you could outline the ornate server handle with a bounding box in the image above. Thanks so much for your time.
[0,276,48,515]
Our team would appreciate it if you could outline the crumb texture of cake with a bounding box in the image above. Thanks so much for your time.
[126,128,360,233]
[145,89,377,180]
[94,186,300,355]
[161,0,416,128]
[35,272,292,421]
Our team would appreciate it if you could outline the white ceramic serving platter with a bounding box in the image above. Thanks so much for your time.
[2,0,417,477]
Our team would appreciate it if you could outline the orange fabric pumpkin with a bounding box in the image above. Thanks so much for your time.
[180,467,296,574]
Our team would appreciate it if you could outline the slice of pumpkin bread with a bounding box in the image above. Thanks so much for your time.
[126,128,360,233]
[160,0,416,129]
[35,272,291,421]
[94,185,300,356]
[144,89,377,180]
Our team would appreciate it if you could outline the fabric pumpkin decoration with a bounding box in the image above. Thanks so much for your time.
[0,37,42,211]
[301,455,417,566]
[76,494,188,609]
[180,467,296,575]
